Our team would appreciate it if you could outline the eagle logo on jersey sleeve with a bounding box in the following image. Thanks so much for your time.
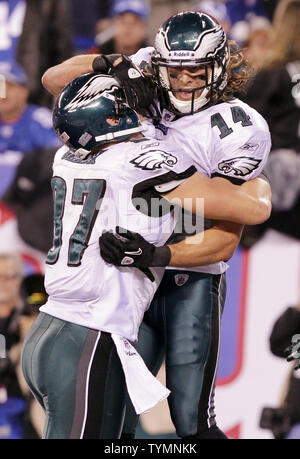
[130,150,178,170]
[218,156,261,177]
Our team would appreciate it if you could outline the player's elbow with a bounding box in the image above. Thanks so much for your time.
[224,246,236,261]
[223,234,240,261]
[42,68,55,94]
[252,198,272,225]
[42,67,63,97]
[213,231,240,263]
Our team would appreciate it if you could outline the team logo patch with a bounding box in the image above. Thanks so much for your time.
[218,156,261,177]
[130,150,178,170]
[65,75,119,111]
[174,274,189,286]
[121,256,134,265]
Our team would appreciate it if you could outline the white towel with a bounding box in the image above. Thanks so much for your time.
[111,333,170,414]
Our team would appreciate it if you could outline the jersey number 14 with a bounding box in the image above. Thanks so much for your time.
[211,106,252,138]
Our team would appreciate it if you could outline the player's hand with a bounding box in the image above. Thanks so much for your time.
[99,227,171,280]
[285,335,300,370]
[286,348,300,370]
[93,54,159,119]
[92,54,122,73]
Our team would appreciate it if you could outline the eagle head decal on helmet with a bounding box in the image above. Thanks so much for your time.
[53,73,143,152]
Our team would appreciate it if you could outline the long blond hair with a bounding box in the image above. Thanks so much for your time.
[264,0,300,69]
[221,41,252,101]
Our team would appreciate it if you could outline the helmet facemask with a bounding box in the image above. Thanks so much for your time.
[152,48,228,116]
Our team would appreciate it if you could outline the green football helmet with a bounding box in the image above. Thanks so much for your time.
[152,11,229,115]
[53,73,143,152]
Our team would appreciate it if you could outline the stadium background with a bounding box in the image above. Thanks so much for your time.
[0,0,299,439]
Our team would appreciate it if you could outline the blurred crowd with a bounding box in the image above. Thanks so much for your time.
[0,0,299,439]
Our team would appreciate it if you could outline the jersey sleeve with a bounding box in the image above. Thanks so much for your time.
[130,47,155,70]
[210,103,271,184]
[125,140,196,207]
[129,140,196,185]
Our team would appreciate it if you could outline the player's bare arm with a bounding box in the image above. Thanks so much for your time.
[42,54,99,97]
[99,175,269,272]
[42,54,157,118]
[167,221,243,268]
[163,173,272,226]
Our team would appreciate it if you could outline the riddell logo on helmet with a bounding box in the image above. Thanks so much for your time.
[171,51,192,57]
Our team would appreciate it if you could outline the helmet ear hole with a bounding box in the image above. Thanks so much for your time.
[106,117,120,127]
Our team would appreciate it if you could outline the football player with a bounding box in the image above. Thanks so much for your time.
[41,11,272,439]
[100,13,272,440]
[21,73,270,439]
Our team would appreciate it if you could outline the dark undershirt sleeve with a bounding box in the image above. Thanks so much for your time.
[132,166,197,217]
[211,169,270,186]
[211,172,245,186]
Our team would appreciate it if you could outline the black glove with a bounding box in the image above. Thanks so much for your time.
[93,54,160,119]
[285,335,300,370]
[99,226,171,282]
[92,54,122,73]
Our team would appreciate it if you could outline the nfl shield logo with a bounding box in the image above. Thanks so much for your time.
[174,274,189,286]
[121,256,134,265]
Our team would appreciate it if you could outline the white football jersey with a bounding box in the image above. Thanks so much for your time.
[40,138,196,341]
[132,47,272,274]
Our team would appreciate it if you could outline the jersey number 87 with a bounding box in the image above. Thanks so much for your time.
[46,176,106,267]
